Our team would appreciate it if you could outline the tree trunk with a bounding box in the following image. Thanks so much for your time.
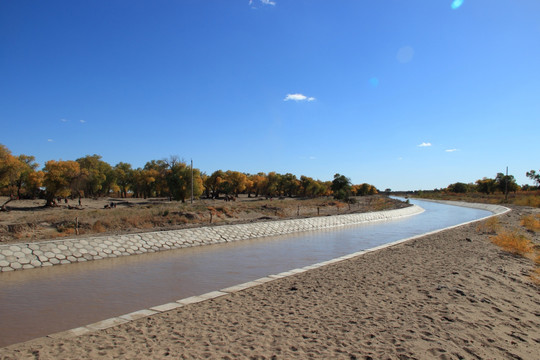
[0,198,13,212]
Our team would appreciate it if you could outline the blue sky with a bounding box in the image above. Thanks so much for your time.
[1,0,539,191]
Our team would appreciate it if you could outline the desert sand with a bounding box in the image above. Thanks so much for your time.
[0,205,539,359]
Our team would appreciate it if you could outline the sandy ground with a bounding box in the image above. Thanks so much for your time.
[0,206,539,359]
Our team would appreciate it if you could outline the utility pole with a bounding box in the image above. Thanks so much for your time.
[504,166,508,202]
[190,159,194,205]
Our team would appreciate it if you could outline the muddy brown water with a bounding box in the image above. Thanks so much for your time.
[0,200,491,347]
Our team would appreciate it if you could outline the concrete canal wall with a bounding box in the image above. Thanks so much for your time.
[414,199,509,215]
[0,205,423,272]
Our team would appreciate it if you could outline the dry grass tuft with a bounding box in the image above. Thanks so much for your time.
[531,266,540,285]
[530,253,540,285]
[476,217,500,234]
[92,221,106,233]
[514,195,540,208]
[490,230,533,256]
[520,214,540,232]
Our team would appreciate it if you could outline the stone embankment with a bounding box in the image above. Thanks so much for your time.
[0,205,423,272]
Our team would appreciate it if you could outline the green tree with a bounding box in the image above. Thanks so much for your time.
[114,162,133,198]
[143,160,169,197]
[476,178,497,194]
[526,170,540,187]
[76,155,115,197]
[447,182,469,193]
[264,172,281,197]
[166,162,188,201]
[495,173,519,194]
[300,175,315,197]
[278,173,299,197]
[15,155,39,198]
[331,173,352,200]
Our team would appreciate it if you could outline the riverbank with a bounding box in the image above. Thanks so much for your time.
[1,205,538,359]
[0,195,404,244]
[0,205,423,272]
[407,190,540,208]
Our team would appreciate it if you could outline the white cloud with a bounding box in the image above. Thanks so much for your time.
[309,156,316,160]
[417,142,432,147]
[60,118,68,122]
[47,139,54,142]
[80,119,86,123]
[261,0,276,5]
[445,149,458,152]
[284,93,316,102]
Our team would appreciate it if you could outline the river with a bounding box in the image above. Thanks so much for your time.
[0,199,491,347]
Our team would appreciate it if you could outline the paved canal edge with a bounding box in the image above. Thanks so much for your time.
[37,200,509,342]
[0,205,424,273]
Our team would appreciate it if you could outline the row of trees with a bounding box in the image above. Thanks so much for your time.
[446,170,540,194]
[0,144,378,205]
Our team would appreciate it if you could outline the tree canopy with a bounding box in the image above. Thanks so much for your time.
[0,143,385,203]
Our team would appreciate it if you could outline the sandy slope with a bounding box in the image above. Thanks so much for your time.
[1,206,538,359]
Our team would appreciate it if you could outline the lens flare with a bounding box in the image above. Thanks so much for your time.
[397,46,414,63]
[451,0,464,10]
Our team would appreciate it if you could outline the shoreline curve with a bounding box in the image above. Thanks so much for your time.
[0,204,424,273]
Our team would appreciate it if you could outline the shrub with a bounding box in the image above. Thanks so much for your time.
[476,217,500,234]
[520,214,540,232]
[490,230,533,256]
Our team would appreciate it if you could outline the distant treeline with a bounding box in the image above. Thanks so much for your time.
[399,170,539,196]
[442,171,539,194]
[0,144,377,206]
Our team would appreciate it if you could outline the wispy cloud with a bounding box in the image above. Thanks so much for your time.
[445,149,458,152]
[284,93,316,102]
[80,119,86,123]
[250,0,276,7]
[417,142,432,147]
[47,139,54,142]
[309,156,316,160]
[60,118,68,122]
